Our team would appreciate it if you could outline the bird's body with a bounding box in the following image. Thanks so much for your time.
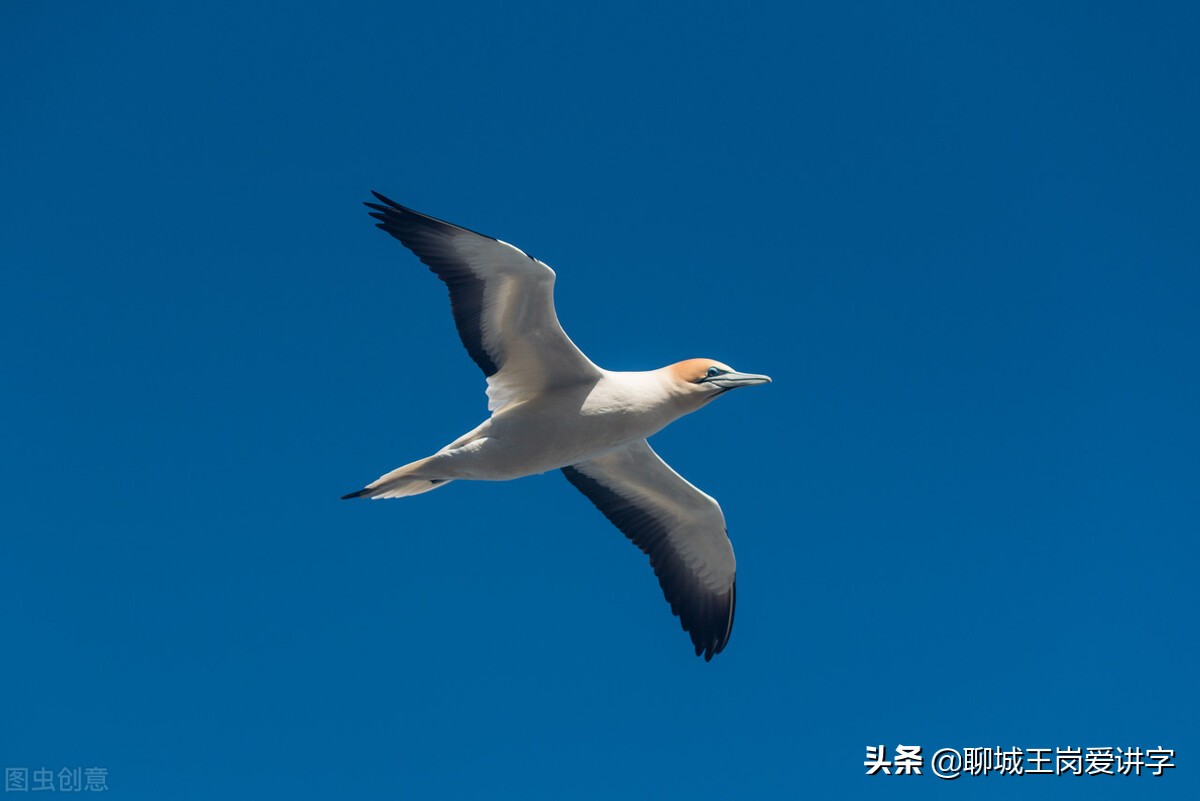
[363,367,709,487]
[344,193,770,660]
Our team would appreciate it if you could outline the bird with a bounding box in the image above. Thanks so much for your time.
[342,192,771,660]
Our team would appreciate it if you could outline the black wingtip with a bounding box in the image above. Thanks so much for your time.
[369,189,402,209]
[341,488,370,500]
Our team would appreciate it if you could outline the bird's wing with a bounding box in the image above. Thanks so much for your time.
[365,192,602,411]
[562,440,737,660]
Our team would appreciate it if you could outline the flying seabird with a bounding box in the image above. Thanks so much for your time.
[343,192,771,660]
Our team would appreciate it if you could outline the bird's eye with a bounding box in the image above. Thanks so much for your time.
[706,367,723,378]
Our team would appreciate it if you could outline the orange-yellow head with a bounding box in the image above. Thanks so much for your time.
[664,358,772,405]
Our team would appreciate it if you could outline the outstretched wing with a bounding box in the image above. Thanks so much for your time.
[562,440,737,660]
[365,192,601,411]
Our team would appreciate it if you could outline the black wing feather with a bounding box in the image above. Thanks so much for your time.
[562,465,736,661]
[364,191,500,377]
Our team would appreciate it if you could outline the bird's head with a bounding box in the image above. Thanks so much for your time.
[665,358,772,407]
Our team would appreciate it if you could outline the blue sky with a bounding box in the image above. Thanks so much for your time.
[2,1,1197,798]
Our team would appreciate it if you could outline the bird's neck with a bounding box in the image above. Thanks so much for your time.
[590,369,704,422]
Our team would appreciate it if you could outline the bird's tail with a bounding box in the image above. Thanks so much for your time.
[340,459,454,500]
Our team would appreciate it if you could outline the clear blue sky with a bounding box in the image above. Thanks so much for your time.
[2,2,1197,798]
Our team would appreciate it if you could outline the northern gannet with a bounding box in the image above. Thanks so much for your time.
[343,192,771,660]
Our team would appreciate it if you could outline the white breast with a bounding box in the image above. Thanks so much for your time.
[453,371,683,479]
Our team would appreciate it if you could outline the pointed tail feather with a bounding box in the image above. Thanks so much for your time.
[341,477,451,500]
[341,456,454,500]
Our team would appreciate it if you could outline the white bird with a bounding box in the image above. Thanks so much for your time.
[343,192,770,660]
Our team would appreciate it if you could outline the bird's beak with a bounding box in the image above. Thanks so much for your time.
[706,371,772,389]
